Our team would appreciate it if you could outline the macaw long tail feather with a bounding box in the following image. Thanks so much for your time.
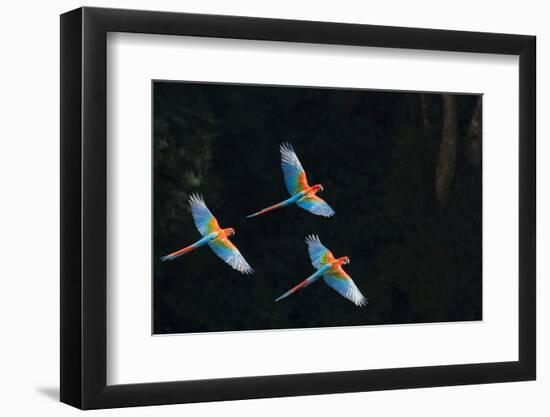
[247,202,285,218]
[275,270,323,302]
[160,243,197,261]
[161,235,213,262]
[247,196,299,219]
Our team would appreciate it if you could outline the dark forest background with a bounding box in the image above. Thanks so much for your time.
[153,81,482,334]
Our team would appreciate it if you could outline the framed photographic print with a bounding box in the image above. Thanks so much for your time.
[60,6,536,409]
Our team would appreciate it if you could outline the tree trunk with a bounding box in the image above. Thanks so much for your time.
[465,96,482,166]
[420,94,431,134]
[435,95,458,207]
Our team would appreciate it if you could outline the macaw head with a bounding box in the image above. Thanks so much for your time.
[341,256,350,265]
[224,227,236,237]
[312,184,324,193]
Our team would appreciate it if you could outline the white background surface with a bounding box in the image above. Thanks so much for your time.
[0,0,546,416]
[108,33,519,384]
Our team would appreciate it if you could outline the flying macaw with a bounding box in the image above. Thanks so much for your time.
[275,235,367,306]
[247,143,335,218]
[160,194,253,275]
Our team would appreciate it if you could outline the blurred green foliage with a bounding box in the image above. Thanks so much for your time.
[153,82,481,334]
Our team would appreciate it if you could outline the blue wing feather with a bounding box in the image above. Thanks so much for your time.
[189,194,220,236]
[323,266,368,307]
[208,238,253,274]
[280,143,309,196]
[297,194,335,217]
[305,235,335,269]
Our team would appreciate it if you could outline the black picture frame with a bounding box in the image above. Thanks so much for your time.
[60,6,536,410]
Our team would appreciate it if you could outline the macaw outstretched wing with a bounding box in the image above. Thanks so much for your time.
[208,238,253,274]
[323,266,368,307]
[280,143,310,196]
[297,194,335,217]
[305,235,335,270]
[189,194,221,237]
